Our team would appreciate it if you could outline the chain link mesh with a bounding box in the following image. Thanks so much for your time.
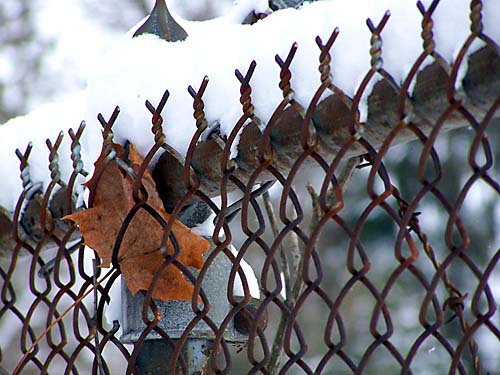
[1,1,500,374]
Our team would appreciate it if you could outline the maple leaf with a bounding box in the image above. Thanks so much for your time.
[66,144,210,301]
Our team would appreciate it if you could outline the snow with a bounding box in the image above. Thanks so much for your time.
[1,0,500,215]
[280,272,286,299]
[0,2,499,367]
[192,212,217,237]
[85,0,500,164]
[28,0,126,112]
[229,244,261,299]
[193,213,261,299]
[0,92,87,213]
[103,272,123,331]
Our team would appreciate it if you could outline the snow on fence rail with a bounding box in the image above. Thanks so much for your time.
[1,0,500,374]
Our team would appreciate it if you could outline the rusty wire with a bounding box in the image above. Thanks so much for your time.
[1,1,500,374]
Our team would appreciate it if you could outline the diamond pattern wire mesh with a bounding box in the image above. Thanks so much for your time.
[1,1,500,374]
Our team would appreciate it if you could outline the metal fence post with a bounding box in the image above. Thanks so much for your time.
[134,338,212,375]
[121,203,247,374]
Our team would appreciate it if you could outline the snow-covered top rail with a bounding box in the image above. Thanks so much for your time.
[145,0,500,210]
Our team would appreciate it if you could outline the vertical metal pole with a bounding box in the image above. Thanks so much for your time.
[121,202,247,374]
[126,4,216,373]
[136,338,212,375]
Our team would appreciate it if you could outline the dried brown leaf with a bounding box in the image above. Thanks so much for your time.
[66,144,209,300]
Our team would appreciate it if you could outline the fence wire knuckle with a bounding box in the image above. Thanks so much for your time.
[2,2,500,374]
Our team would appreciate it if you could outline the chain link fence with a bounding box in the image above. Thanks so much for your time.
[1,1,500,374]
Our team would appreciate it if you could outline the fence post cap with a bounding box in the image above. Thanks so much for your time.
[133,0,188,42]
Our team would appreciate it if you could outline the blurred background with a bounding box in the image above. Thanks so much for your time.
[0,0,238,125]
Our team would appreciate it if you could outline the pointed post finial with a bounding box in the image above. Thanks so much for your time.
[133,0,188,42]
